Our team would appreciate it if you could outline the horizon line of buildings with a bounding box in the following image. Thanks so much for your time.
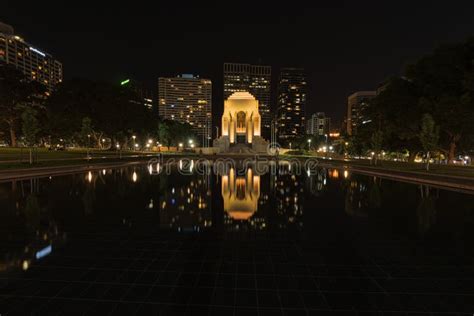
[1,20,375,145]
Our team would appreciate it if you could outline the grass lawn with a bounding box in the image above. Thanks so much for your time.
[282,153,474,179]
[0,147,197,171]
[0,147,186,162]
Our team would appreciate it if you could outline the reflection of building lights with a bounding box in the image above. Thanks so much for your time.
[35,245,52,260]
[87,171,92,183]
[102,169,106,175]
[344,170,349,178]
[132,171,138,182]
[22,260,29,271]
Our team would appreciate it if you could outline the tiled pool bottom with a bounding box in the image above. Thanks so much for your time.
[2,231,474,315]
[1,165,474,315]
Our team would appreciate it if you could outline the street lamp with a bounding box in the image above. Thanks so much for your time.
[307,139,312,150]
[179,143,183,151]
[87,134,91,158]
[132,135,136,151]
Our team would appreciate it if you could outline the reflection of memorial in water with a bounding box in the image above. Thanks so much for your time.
[220,167,268,230]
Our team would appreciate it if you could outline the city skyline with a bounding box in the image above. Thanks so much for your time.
[3,1,474,122]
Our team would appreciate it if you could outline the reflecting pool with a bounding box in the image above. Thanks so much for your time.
[1,161,474,314]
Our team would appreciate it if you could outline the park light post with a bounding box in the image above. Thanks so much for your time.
[132,135,136,151]
[307,138,312,151]
[87,134,91,159]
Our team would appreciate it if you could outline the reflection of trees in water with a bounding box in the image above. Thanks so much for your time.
[416,185,438,236]
[273,171,303,231]
[159,171,212,232]
[82,187,95,215]
[24,194,41,231]
[305,168,327,196]
[0,189,66,274]
[343,176,382,217]
[368,178,382,209]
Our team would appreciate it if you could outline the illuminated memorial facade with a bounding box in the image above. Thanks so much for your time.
[214,92,269,153]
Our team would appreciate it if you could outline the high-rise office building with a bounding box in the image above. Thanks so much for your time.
[307,112,331,137]
[276,68,307,140]
[346,91,376,135]
[158,74,212,146]
[223,63,271,138]
[120,78,154,110]
[0,21,62,93]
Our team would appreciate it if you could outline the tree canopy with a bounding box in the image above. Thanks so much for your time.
[354,37,474,162]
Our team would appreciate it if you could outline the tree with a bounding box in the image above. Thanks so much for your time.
[157,121,172,149]
[46,78,154,147]
[419,113,439,171]
[370,130,383,165]
[0,65,45,146]
[80,117,93,147]
[21,107,41,146]
[406,38,474,163]
[356,38,474,163]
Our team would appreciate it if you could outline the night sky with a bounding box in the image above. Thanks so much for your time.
[3,1,474,125]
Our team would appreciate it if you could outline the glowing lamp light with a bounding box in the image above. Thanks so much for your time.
[132,171,138,183]
[22,260,30,271]
[121,79,130,86]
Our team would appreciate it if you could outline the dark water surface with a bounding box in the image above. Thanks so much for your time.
[1,162,474,315]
